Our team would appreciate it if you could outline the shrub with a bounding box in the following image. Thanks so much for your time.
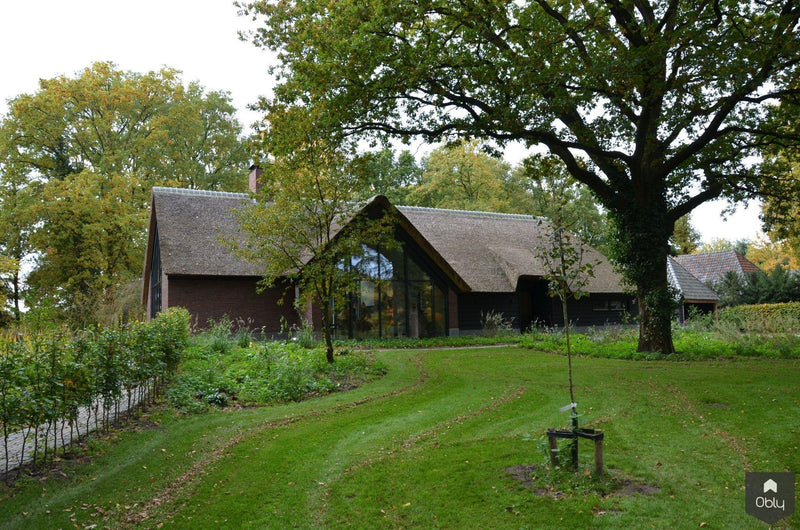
[480,310,515,336]
[717,302,800,333]
[168,340,385,411]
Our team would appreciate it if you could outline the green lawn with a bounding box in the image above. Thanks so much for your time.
[2,347,799,529]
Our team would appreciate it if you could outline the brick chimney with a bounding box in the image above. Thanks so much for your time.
[248,164,264,194]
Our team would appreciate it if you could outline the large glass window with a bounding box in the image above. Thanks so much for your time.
[150,226,162,319]
[335,244,447,339]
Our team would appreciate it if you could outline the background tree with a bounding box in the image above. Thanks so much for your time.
[670,215,701,256]
[0,62,249,326]
[746,236,800,271]
[25,172,146,327]
[713,267,800,307]
[406,140,513,212]
[233,143,395,363]
[0,256,18,326]
[698,238,750,256]
[242,0,800,353]
[0,151,38,323]
[351,147,421,204]
[520,154,608,251]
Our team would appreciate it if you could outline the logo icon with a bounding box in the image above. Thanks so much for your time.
[746,472,795,524]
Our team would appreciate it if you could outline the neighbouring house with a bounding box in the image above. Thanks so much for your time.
[667,256,719,322]
[672,249,763,285]
[142,175,635,338]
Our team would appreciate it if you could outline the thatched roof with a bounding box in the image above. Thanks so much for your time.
[147,187,259,277]
[144,188,626,296]
[667,257,719,303]
[396,206,624,293]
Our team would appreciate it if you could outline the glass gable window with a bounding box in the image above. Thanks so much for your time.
[334,244,447,339]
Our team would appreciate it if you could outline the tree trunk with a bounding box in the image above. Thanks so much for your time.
[319,303,335,364]
[608,189,676,354]
[12,272,21,323]
[637,284,676,354]
[631,225,676,353]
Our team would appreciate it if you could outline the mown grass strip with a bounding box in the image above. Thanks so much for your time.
[1,347,798,529]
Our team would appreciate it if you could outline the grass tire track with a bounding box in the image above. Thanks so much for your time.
[123,351,429,526]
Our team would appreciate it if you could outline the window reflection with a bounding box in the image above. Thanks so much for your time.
[335,245,446,339]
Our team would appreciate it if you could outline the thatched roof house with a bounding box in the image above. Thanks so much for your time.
[143,179,634,337]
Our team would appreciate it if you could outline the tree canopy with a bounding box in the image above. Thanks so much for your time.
[242,0,800,352]
[351,147,421,204]
[0,62,249,326]
[233,145,395,362]
[407,140,514,211]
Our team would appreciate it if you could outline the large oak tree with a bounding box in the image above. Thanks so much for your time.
[241,0,800,352]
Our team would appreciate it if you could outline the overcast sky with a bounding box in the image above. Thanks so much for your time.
[0,0,765,245]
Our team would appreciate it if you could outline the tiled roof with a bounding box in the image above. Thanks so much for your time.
[673,250,763,284]
[667,257,719,302]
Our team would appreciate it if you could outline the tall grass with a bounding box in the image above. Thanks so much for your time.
[521,310,800,360]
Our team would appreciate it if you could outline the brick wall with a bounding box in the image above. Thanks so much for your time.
[165,275,301,333]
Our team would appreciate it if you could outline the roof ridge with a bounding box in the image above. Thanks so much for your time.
[152,186,250,199]
[397,204,537,221]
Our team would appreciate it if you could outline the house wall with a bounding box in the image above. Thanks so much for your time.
[448,289,459,336]
[165,275,301,333]
[458,292,522,332]
[458,290,634,333]
[550,293,636,328]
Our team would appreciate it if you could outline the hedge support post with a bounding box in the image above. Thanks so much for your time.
[548,434,559,467]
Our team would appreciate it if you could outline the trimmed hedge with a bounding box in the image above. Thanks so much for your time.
[0,308,191,479]
[717,302,800,333]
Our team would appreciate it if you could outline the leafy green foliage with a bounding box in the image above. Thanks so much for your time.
[714,301,800,333]
[351,147,421,204]
[0,62,249,326]
[712,267,800,307]
[406,140,515,212]
[166,333,386,412]
[0,307,190,479]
